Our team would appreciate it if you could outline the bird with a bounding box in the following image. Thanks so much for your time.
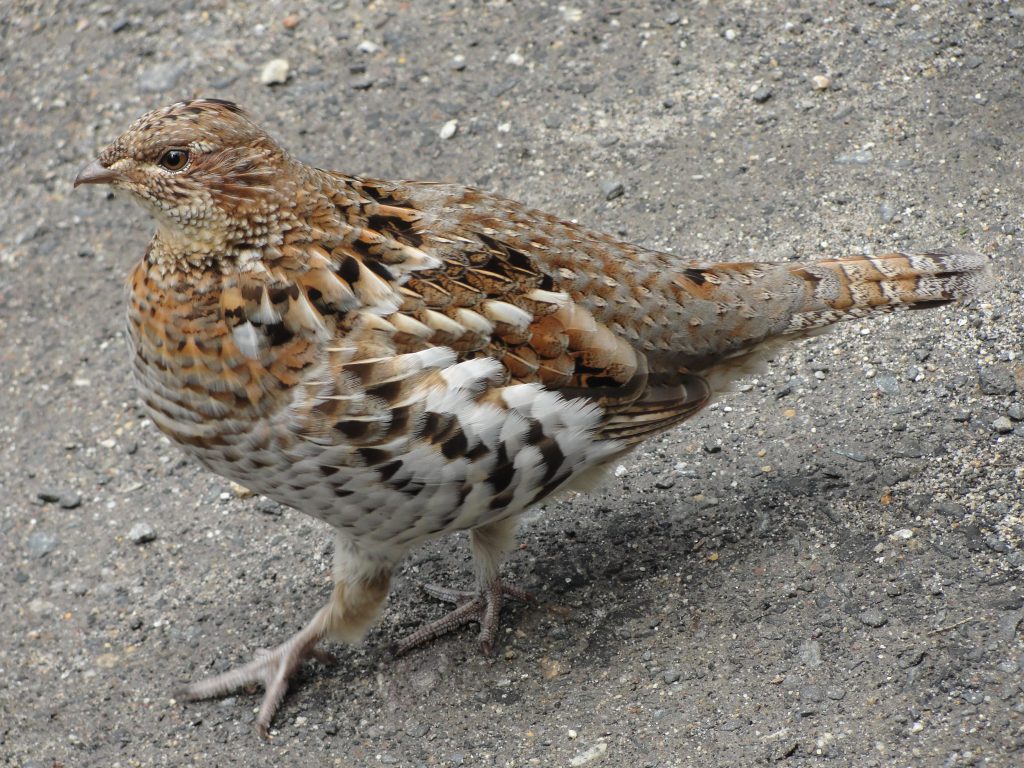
[75,98,990,736]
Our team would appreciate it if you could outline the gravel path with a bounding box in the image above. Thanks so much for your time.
[2,2,1022,766]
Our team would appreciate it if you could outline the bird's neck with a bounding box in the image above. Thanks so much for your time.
[146,217,299,280]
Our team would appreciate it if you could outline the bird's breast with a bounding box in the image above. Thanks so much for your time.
[125,259,317,473]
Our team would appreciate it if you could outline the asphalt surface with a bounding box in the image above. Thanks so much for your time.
[1,2,1022,766]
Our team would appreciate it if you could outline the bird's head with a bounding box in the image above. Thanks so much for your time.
[76,99,295,260]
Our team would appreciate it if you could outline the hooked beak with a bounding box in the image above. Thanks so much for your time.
[74,159,121,188]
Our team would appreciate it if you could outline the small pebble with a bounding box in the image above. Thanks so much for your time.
[505,51,525,66]
[662,670,681,683]
[992,416,1014,434]
[874,373,899,395]
[439,119,458,140]
[259,58,290,86]
[229,482,254,499]
[59,492,82,510]
[1007,403,1023,421]
[799,639,822,666]
[811,74,831,90]
[405,721,430,738]
[28,598,57,617]
[859,608,887,628]
[751,86,773,104]
[800,685,824,702]
[282,14,300,29]
[569,742,608,767]
[599,180,624,201]
[998,611,1024,642]
[832,104,854,121]
[835,150,873,165]
[27,531,59,558]
[450,54,466,71]
[128,522,157,545]
[37,489,63,504]
[979,366,1017,396]
[257,499,283,516]
[878,202,896,222]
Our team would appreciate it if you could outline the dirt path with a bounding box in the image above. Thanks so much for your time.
[2,2,1021,766]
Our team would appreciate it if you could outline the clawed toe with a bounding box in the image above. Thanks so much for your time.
[181,620,326,736]
[393,580,531,657]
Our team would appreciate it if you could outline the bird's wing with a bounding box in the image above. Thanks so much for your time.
[224,173,986,455]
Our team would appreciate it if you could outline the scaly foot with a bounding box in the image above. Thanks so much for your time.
[393,580,531,656]
[180,608,333,738]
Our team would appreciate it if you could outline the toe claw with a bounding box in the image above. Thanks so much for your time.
[395,579,530,656]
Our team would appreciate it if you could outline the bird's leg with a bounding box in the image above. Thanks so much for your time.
[394,516,530,656]
[181,566,391,737]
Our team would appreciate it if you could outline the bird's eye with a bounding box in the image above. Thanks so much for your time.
[158,148,190,171]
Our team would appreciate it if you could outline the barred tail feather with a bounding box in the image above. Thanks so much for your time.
[784,249,991,333]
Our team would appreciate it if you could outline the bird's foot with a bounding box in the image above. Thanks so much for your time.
[393,579,531,656]
[179,617,333,738]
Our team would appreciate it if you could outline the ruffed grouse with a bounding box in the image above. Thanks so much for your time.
[75,99,989,735]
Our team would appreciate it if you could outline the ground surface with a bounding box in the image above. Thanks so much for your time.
[2,1,1023,766]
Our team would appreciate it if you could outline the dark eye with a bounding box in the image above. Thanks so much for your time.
[158,148,190,171]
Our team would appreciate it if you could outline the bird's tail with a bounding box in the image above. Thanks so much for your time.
[667,248,991,390]
[778,249,991,334]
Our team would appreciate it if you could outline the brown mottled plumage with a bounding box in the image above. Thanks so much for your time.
[76,99,990,736]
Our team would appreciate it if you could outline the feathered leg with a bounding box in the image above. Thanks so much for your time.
[182,538,391,737]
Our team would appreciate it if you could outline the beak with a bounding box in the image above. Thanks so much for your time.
[74,159,121,188]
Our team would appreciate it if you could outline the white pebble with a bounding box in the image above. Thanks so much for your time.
[229,481,255,498]
[506,51,525,66]
[128,522,157,545]
[569,742,607,766]
[259,58,290,86]
[613,465,628,478]
[812,74,831,90]
[357,40,380,54]
[439,119,458,140]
